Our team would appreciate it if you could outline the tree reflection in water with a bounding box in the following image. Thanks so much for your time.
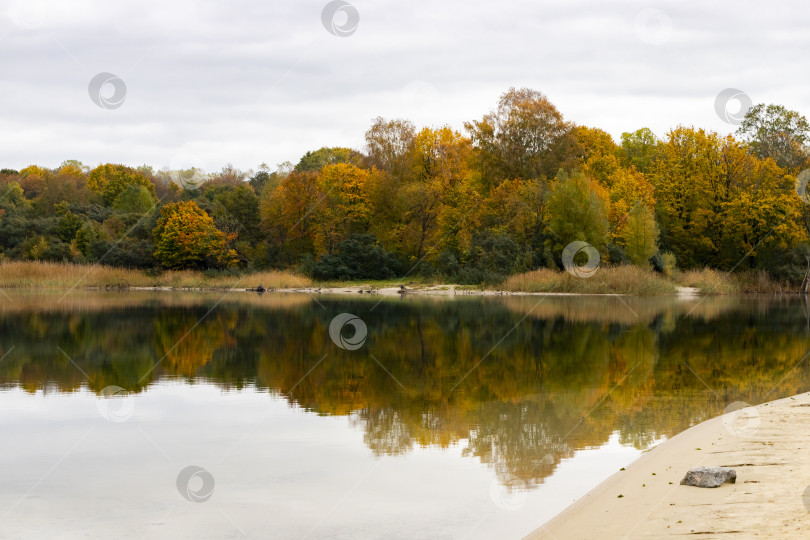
[1,292,809,488]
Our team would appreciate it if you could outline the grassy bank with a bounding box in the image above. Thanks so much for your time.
[0,261,801,295]
[497,265,677,295]
[677,268,800,294]
[498,266,801,295]
[0,261,312,290]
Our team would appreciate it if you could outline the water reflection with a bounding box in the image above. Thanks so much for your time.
[1,291,809,491]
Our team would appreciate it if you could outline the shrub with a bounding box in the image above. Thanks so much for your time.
[311,234,404,280]
[455,233,532,284]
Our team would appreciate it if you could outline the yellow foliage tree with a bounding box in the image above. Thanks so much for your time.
[153,201,237,269]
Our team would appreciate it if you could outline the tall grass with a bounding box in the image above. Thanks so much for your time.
[677,269,738,294]
[734,270,800,294]
[678,268,800,294]
[497,265,676,295]
[0,261,800,295]
[0,261,312,290]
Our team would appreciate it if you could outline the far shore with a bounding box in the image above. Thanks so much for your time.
[526,391,810,539]
[0,261,802,296]
[124,284,702,298]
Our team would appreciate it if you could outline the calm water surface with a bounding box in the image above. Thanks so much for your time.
[1,291,809,539]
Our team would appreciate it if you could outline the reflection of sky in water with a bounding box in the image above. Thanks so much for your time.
[0,384,642,539]
[2,292,808,538]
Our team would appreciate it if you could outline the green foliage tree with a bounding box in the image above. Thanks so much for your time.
[620,128,660,174]
[113,185,155,214]
[544,171,609,258]
[74,222,100,258]
[294,147,363,172]
[618,203,659,266]
[0,182,30,211]
[55,202,82,242]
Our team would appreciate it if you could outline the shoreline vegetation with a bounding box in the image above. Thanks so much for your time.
[2,90,810,295]
[0,261,802,295]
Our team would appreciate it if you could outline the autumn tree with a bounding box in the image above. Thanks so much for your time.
[207,165,247,188]
[606,167,656,241]
[365,117,416,181]
[651,127,802,269]
[312,163,374,255]
[576,126,621,185]
[388,127,473,260]
[153,201,237,269]
[466,87,579,184]
[18,165,51,200]
[88,164,156,205]
[737,104,809,173]
[259,170,321,263]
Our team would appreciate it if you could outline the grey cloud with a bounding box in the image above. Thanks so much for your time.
[0,0,809,171]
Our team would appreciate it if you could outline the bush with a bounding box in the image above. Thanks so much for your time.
[456,233,532,284]
[311,234,404,280]
[661,252,678,278]
[430,250,461,278]
[42,240,72,262]
[756,244,810,285]
[607,243,629,266]
[91,239,156,269]
[652,251,678,278]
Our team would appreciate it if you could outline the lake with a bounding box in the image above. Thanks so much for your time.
[0,291,808,539]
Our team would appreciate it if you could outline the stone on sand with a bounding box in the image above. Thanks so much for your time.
[679,466,736,488]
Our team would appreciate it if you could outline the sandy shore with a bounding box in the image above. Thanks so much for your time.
[129,285,617,296]
[526,392,810,539]
[127,285,702,297]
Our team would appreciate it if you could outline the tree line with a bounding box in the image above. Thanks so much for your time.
[1,88,808,283]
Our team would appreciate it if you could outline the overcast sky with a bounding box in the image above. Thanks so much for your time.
[1,0,808,174]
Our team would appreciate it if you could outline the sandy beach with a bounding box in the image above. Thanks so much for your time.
[128,285,701,298]
[526,392,810,539]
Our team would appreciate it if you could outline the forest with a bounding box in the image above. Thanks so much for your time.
[1,87,809,284]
